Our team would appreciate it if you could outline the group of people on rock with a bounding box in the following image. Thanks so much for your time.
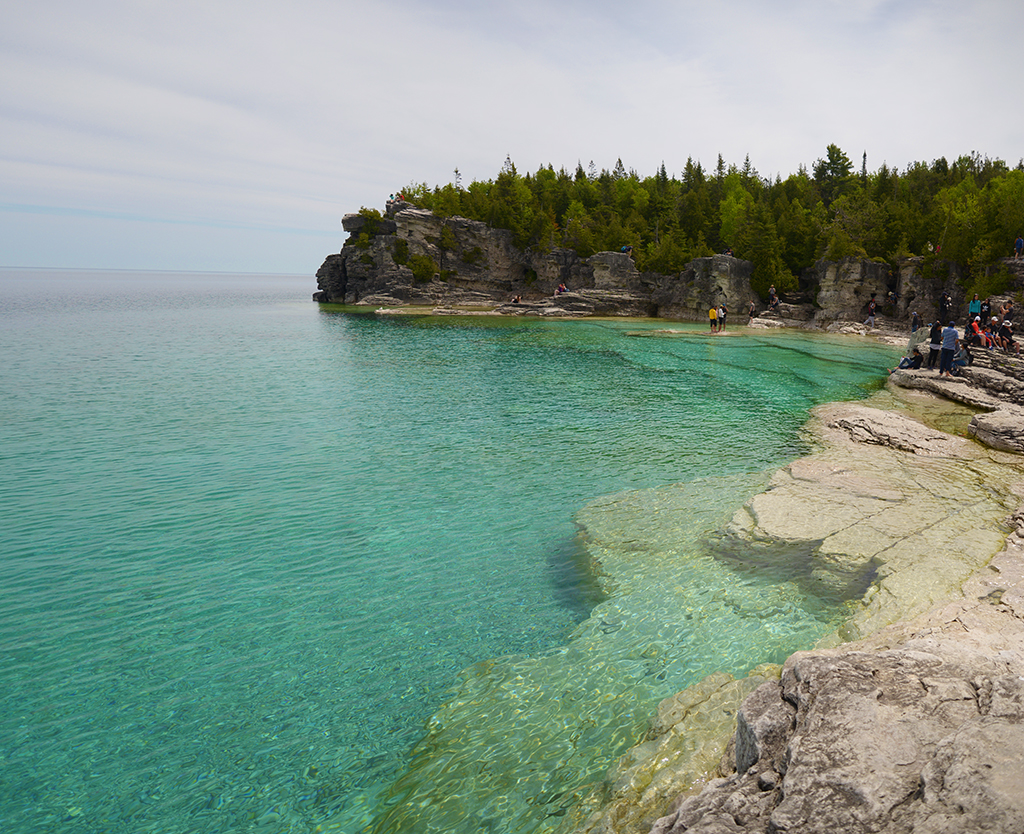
[966,316,1020,355]
[918,320,972,378]
[895,313,1019,378]
[708,303,728,332]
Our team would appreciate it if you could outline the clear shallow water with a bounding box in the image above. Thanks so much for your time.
[0,271,898,833]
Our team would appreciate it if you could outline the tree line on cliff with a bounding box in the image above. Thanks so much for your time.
[386,146,1024,299]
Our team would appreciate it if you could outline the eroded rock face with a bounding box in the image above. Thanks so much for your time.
[314,204,757,318]
[318,204,1024,329]
[648,511,1024,834]
[807,258,891,327]
[969,409,1024,453]
[652,638,1024,834]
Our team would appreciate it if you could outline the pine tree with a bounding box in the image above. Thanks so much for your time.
[813,144,854,209]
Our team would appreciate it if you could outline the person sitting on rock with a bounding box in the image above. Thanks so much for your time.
[966,317,990,348]
[890,347,923,373]
[998,321,1020,355]
[555,282,567,295]
[952,343,972,375]
[983,320,996,345]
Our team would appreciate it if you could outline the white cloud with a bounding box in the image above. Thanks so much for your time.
[2,0,1023,271]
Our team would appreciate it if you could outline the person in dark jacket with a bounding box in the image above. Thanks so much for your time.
[926,321,943,369]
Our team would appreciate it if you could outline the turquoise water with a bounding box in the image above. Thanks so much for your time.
[0,270,897,833]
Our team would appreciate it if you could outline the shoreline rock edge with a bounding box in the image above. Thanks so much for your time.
[569,398,1024,834]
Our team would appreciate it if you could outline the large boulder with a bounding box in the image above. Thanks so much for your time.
[648,507,1024,834]
[652,640,1024,834]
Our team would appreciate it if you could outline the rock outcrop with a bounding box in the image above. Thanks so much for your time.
[316,202,1024,833]
[562,395,1024,834]
[316,203,1024,329]
[650,529,1024,834]
[804,258,892,328]
[888,347,1024,454]
[315,203,758,321]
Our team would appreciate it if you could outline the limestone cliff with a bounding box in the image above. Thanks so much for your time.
[318,202,1024,329]
[314,202,756,320]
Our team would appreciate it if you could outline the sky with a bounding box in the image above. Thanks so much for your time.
[2,0,1022,275]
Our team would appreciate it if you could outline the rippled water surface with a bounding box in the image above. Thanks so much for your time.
[0,271,898,833]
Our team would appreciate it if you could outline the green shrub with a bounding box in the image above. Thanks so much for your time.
[969,265,1013,300]
[348,207,384,250]
[439,226,457,251]
[461,246,485,266]
[393,239,409,264]
[409,254,437,283]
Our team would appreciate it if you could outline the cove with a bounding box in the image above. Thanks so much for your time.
[0,271,898,834]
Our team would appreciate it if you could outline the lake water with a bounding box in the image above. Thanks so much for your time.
[0,270,898,833]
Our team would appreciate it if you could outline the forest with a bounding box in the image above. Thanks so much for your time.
[390,146,1024,300]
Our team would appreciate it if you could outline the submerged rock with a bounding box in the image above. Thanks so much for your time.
[562,396,1024,834]
[650,532,1024,833]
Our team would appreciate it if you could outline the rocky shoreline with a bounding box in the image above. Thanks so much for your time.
[316,200,1024,333]
[559,349,1024,834]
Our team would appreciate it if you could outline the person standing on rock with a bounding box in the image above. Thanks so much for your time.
[939,292,951,323]
[939,320,959,378]
[927,320,943,368]
[968,294,982,321]
[911,311,921,333]
[1015,235,1023,259]
[981,297,992,323]
[864,294,877,328]
[709,305,718,332]
[718,303,727,332]
[748,300,756,323]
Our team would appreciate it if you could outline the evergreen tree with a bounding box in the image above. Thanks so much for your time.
[385,148,1021,292]
[813,143,854,209]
